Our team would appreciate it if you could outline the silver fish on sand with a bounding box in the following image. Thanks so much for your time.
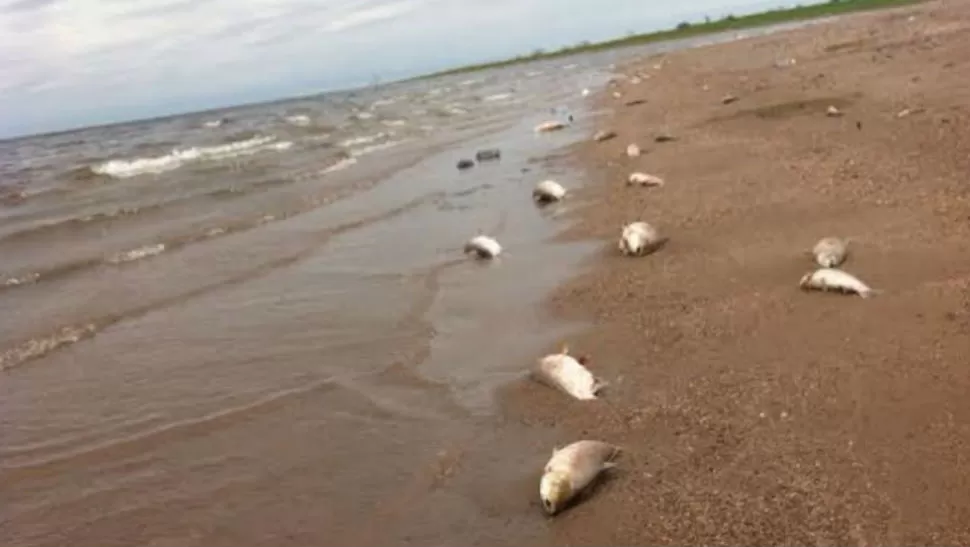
[812,236,849,268]
[540,440,621,516]
[627,172,664,187]
[618,221,664,256]
[799,268,878,298]
[533,344,606,400]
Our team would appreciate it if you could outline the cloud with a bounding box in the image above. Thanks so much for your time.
[0,0,801,137]
[0,0,438,134]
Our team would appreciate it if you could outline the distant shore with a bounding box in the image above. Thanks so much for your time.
[410,0,925,80]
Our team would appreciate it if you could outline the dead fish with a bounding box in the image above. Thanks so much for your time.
[532,179,566,204]
[540,440,621,516]
[593,130,617,142]
[463,234,502,259]
[799,268,879,298]
[626,143,641,157]
[627,172,664,187]
[619,221,664,256]
[534,121,566,133]
[812,237,849,268]
[533,344,605,400]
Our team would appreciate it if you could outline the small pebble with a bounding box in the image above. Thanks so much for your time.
[456,159,474,170]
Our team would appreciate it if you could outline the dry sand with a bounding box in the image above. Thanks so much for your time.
[503,1,970,544]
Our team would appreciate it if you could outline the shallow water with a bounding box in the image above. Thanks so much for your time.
[0,23,816,546]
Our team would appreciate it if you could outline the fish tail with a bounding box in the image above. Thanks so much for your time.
[860,287,883,298]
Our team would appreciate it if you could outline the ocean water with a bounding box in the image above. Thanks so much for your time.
[0,25,812,546]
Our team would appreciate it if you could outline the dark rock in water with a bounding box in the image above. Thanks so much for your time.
[475,148,501,162]
[456,159,475,170]
[654,134,676,143]
[625,99,647,107]
[568,114,574,123]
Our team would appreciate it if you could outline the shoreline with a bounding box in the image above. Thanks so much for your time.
[409,0,927,81]
[501,0,970,543]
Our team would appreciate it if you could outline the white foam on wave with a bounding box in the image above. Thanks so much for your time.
[381,119,408,127]
[0,323,98,371]
[350,140,404,158]
[91,135,292,179]
[107,243,166,264]
[285,115,311,126]
[482,93,512,102]
[338,132,390,148]
[3,272,39,287]
[321,156,358,174]
[203,119,225,128]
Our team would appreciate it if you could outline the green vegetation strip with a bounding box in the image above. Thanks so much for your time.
[412,0,925,80]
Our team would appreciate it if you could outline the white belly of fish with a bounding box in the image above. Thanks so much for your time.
[538,354,598,400]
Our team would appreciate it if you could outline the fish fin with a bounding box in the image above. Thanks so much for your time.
[560,343,570,355]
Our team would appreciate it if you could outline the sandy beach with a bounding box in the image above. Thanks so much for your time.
[4,2,970,546]
[502,0,970,544]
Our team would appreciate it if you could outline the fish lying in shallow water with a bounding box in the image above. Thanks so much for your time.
[540,440,621,516]
[532,179,566,204]
[463,234,502,259]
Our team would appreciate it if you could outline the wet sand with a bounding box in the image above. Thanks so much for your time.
[502,1,970,544]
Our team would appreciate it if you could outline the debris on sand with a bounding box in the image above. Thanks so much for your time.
[896,107,925,118]
[654,134,676,143]
[456,159,475,170]
[475,148,501,162]
[826,105,844,117]
[625,99,647,107]
[535,120,567,133]
[722,94,740,104]
[593,130,617,142]
[626,143,641,157]
[627,172,665,187]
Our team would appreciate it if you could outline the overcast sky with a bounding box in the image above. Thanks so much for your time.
[0,0,802,138]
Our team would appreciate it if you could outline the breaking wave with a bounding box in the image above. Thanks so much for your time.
[90,135,293,179]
